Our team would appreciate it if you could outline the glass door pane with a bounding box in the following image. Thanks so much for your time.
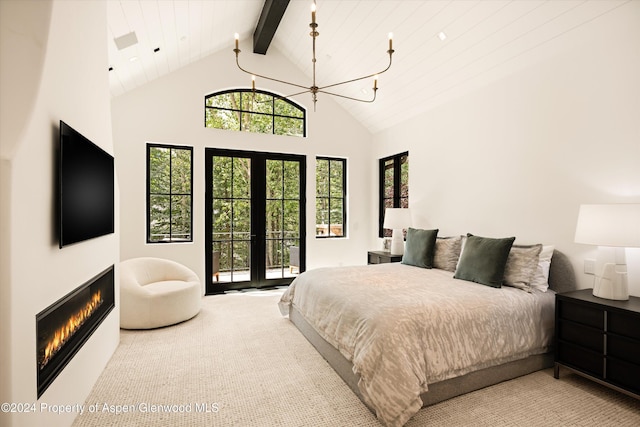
[211,155,252,284]
[206,149,305,293]
[265,159,301,280]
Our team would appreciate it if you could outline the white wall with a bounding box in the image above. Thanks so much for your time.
[111,39,373,285]
[0,1,119,426]
[371,2,640,295]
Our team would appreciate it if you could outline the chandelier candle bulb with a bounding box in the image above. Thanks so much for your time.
[234,33,239,50]
[388,33,393,51]
[374,76,378,90]
[311,3,316,25]
[252,75,255,91]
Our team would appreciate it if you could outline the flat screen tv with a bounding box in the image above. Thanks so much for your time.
[59,120,114,248]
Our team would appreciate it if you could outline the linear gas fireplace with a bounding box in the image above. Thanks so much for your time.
[36,265,115,398]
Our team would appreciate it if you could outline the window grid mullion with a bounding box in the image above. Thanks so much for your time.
[147,144,193,244]
[168,148,173,241]
[272,97,276,135]
[340,159,346,237]
[316,157,345,239]
[205,89,305,137]
[328,160,333,234]
[205,106,302,121]
[378,152,408,237]
[281,161,285,243]
[230,159,235,275]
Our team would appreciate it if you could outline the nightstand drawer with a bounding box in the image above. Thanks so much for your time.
[558,300,603,329]
[608,335,640,364]
[607,358,640,395]
[558,341,603,377]
[555,289,640,401]
[558,321,603,352]
[368,254,383,264]
[609,311,640,340]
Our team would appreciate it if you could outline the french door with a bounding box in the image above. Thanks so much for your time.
[205,148,306,293]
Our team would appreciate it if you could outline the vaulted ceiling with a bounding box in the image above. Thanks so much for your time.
[107,0,629,133]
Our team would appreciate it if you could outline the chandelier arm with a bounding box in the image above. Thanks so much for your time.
[317,89,377,103]
[275,89,313,100]
[278,89,311,99]
[235,55,309,91]
[317,54,393,91]
[254,89,312,105]
[233,0,393,110]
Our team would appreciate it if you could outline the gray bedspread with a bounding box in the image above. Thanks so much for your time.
[278,263,555,427]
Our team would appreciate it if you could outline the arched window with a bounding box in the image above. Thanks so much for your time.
[205,89,306,137]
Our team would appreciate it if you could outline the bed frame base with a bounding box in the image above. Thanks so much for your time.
[290,306,553,411]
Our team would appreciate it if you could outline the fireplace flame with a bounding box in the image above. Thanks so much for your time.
[39,290,103,370]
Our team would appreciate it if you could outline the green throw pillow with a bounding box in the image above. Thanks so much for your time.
[401,228,439,269]
[454,234,516,288]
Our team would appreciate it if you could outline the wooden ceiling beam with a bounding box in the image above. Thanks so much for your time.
[253,0,290,54]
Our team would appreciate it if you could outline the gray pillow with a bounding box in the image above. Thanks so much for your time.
[454,234,515,288]
[401,228,439,269]
[503,244,543,292]
[433,236,463,272]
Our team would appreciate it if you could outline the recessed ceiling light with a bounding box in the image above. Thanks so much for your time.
[153,47,160,53]
[438,31,447,41]
[108,66,113,71]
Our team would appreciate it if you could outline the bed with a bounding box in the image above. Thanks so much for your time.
[278,233,577,427]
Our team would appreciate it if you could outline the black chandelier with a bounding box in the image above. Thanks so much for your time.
[233,0,394,110]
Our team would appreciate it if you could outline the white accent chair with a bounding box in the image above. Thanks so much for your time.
[120,257,202,329]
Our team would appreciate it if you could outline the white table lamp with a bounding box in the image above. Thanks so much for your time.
[383,208,412,255]
[574,204,640,300]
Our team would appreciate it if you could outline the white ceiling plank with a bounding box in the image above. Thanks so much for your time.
[139,0,169,78]
[187,0,203,63]
[106,0,632,134]
[107,0,132,40]
[173,0,191,68]
[200,0,217,58]
[156,0,180,74]
[127,57,150,89]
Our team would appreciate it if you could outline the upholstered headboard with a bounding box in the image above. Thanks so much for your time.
[548,250,577,294]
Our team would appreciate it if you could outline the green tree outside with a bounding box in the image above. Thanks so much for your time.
[210,155,301,277]
[148,145,192,242]
[148,90,307,278]
[205,90,305,137]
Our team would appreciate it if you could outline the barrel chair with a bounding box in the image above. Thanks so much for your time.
[120,257,202,329]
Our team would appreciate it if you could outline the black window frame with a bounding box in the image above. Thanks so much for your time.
[315,156,347,239]
[146,143,194,243]
[204,89,306,137]
[378,152,409,237]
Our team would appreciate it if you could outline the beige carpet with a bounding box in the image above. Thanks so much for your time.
[72,289,640,427]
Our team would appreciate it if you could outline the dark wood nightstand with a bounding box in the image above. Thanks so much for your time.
[367,251,402,265]
[554,289,640,400]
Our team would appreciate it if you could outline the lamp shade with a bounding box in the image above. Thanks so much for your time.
[383,208,412,230]
[574,204,640,247]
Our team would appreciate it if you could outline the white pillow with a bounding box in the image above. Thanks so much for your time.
[530,245,554,292]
